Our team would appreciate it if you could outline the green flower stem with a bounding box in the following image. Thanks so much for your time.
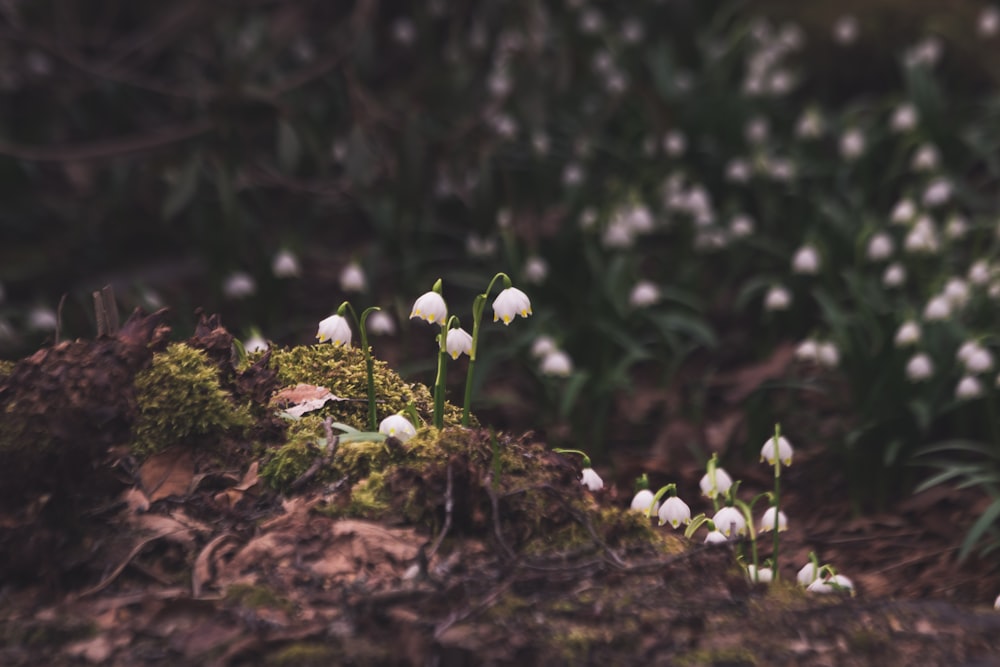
[647,483,677,521]
[433,325,448,429]
[462,272,512,426]
[772,423,782,582]
[340,302,380,431]
[552,448,592,468]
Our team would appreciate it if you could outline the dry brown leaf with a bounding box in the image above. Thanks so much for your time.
[192,533,235,597]
[130,513,199,546]
[139,448,195,502]
[122,487,150,513]
[271,383,345,417]
[214,462,260,507]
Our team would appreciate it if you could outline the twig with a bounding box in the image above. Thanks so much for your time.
[426,462,454,560]
[433,579,512,641]
[0,120,215,162]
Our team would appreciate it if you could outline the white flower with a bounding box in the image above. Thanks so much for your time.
[603,220,635,248]
[969,260,992,286]
[911,143,940,172]
[223,271,256,299]
[540,350,573,377]
[562,163,584,187]
[705,530,728,544]
[906,353,934,382]
[630,489,659,513]
[817,342,839,368]
[923,295,951,321]
[760,506,788,532]
[905,215,940,254]
[379,414,416,442]
[272,249,301,278]
[712,507,747,537]
[761,436,794,466]
[979,7,1000,37]
[446,328,473,360]
[745,117,769,145]
[796,108,823,139]
[726,158,752,183]
[663,130,686,157]
[890,198,917,224]
[729,214,755,238]
[840,128,865,160]
[629,281,660,308]
[795,339,819,363]
[523,256,548,284]
[339,263,367,292]
[27,306,58,332]
[747,565,773,584]
[764,285,792,311]
[792,245,821,275]
[531,335,557,358]
[493,286,532,325]
[833,15,859,44]
[466,234,497,258]
[895,321,921,347]
[944,278,970,309]
[367,310,396,335]
[866,233,894,261]
[797,562,820,586]
[923,177,952,207]
[891,103,918,133]
[946,215,969,241]
[410,290,448,324]
[392,18,416,45]
[581,467,604,491]
[700,467,734,498]
[658,496,692,529]
[244,334,268,354]
[956,375,984,400]
[904,37,942,68]
[316,314,352,346]
[883,262,906,288]
[808,574,854,593]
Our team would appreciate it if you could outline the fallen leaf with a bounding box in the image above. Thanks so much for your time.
[139,448,195,502]
[122,487,150,513]
[192,533,235,597]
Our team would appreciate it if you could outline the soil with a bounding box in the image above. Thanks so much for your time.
[1,313,1000,667]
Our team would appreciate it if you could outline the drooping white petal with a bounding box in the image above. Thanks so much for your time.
[379,414,416,442]
[316,314,352,347]
[446,328,473,360]
[581,467,604,491]
[492,287,532,325]
[410,291,448,324]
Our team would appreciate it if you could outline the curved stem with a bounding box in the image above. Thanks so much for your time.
[461,272,511,426]
[434,326,448,429]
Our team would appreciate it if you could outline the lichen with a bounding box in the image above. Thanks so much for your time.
[0,359,13,378]
[131,343,253,457]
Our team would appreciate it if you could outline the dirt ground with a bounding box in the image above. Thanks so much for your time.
[2,313,1000,667]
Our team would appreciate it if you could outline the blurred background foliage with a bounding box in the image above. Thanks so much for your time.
[3,0,1000,552]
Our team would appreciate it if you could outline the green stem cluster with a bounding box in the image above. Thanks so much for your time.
[462,272,512,426]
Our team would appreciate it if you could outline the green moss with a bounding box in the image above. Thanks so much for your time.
[131,343,253,457]
[674,647,758,666]
[0,359,13,378]
[224,583,293,612]
[346,470,390,517]
[264,642,339,667]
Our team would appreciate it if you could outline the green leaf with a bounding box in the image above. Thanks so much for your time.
[958,498,1000,561]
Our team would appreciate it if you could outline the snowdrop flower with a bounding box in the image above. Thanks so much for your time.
[969,260,992,286]
[832,15,859,44]
[540,350,573,377]
[726,158,752,183]
[445,328,473,360]
[911,143,940,172]
[631,489,659,513]
[966,347,994,374]
[957,375,984,400]
[760,507,788,532]
[764,285,792,311]
[700,467,734,499]
[629,280,660,308]
[895,321,921,347]
[392,18,416,46]
[904,37,942,68]
[745,117,769,145]
[747,565,774,583]
[579,208,598,230]
[410,290,448,324]
[729,214,755,238]
[271,249,301,278]
[581,467,604,491]
[795,339,819,363]
[766,157,797,182]
[578,8,603,34]
[379,414,416,442]
[808,574,854,593]
[840,128,865,160]
[796,108,824,139]
[531,131,550,155]
[705,530,728,544]
[27,306,58,332]
[923,177,952,207]
[923,295,952,321]
[904,215,940,254]
[797,562,820,586]
[366,310,396,336]
[621,17,644,43]
[979,7,1000,37]
[761,435,794,466]
[562,163,584,187]
[531,335,557,359]
[493,286,532,325]
[625,205,655,234]
[339,263,367,292]
[663,131,686,157]
[222,272,256,299]
[523,256,548,284]
[817,342,839,368]
[244,333,268,354]
[943,278,970,309]
[792,245,821,274]
[712,507,747,537]
[906,353,934,381]
[866,232,894,261]
[602,220,635,249]
[316,314,352,346]
[883,263,906,288]
[891,103,918,133]
[945,215,969,241]
[890,198,917,224]
[658,496,692,529]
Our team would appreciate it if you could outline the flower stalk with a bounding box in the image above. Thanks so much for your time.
[337,301,380,431]
[463,272,510,426]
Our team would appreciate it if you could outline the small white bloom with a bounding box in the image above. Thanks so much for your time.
[894,321,921,347]
[764,285,792,311]
[581,467,604,491]
[745,117,769,145]
[410,290,448,324]
[316,314,352,346]
[808,574,853,593]
[969,260,992,286]
[726,158,752,183]
[817,342,839,368]
[883,262,906,288]
[923,177,952,207]
[523,256,548,284]
[760,506,788,532]
[630,489,659,513]
[712,506,747,537]
[629,280,660,308]
[540,350,573,377]
[911,143,940,172]
[658,496,692,529]
[891,103,918,133]
[796,108,823,139]
[578,208,598,230]
[795,339,819,363]
[392,18,416,45]
[761,436,794,466]
[966,347,994,374]
[792,245,821,275]
[767,157,797,181]
[700,467,734,499]
[625,205,655,234]
[956,375,984,400]
[704,530,728,544]
[833,15,859,44]
[729,214,755,238]
[979,7,1000,37]
[890,198,917,224]
[747,565,774,584]
[797,562,820,586]
[27,306,58,332]
[493,286,532,325]
[562,163,584,187]
[906,353,934,382]
[840,128,865,160]
[339,263,367,292]
[943,278,970,309]
[663,130,686,157]
[466,234,497,258]
[367,310,396,336]
[531,335,557,358]
[223,271,256,299]
[445,327,473,360]
[904,215,940,254]
[945,215,969,241]
[904,37,942,68]
[602,220,635,249]
[244,334,268,353]
[272,249,301,278]
[621,17,644,43]
[379,414,416,442]
[923,295,951,321]
[866,232,894,261]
